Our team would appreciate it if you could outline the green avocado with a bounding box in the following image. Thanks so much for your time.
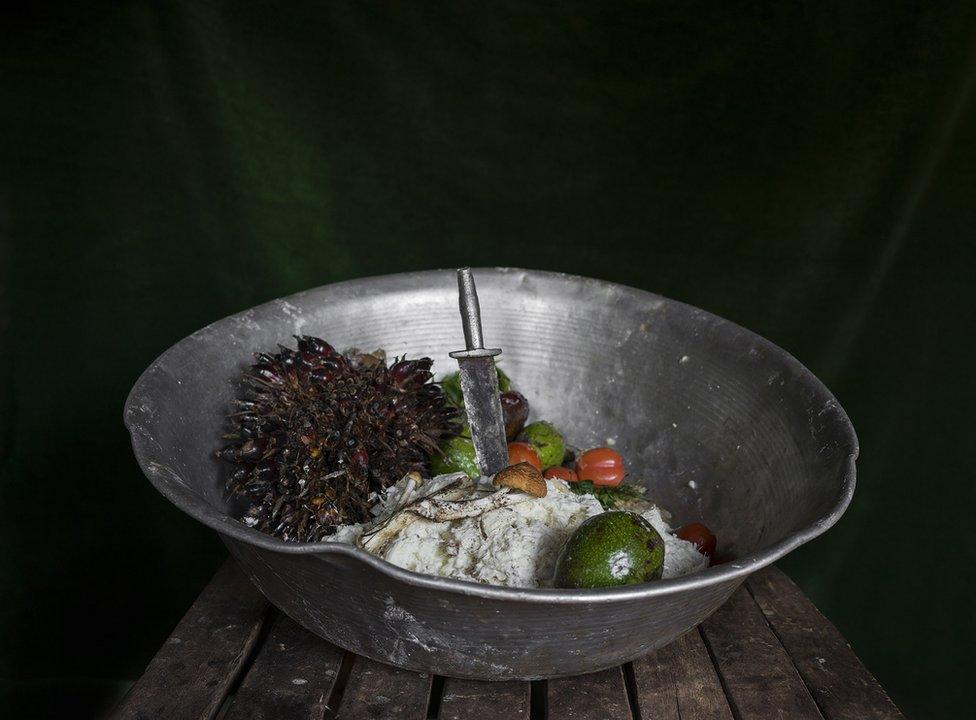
[553,511,665,588]
[519,421,566,469]
[440,368,511,408]
[430,435,480,478]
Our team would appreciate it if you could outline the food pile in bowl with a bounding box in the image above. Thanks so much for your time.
[218,336,716,589]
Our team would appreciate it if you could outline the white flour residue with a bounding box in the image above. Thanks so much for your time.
[330,478,707,587]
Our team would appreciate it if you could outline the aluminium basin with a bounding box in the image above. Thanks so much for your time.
[124,268,857,679]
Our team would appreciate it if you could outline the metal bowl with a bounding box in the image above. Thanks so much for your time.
[124,268,857,679]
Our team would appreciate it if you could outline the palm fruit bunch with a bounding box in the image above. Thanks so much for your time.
[218,336,460,541]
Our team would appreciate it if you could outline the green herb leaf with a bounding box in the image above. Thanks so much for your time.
[568,481,644,510]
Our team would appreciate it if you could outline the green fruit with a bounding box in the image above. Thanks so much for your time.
[431,436,480,478]
[519,421,565,469]
[553,511,665,588]
[440,372,464,408]
[440,368,512,408]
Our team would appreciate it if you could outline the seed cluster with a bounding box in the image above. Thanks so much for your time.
[218,336,460,541]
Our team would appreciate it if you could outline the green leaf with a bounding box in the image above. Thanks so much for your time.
[568,481,643,510]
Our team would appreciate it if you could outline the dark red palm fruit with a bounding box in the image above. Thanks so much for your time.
[389,358,434,391]
[296,335,338,358]
[219,337,460,542]
[500,391,529,440]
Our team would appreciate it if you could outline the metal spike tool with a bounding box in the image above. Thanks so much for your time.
[449,268,509,476]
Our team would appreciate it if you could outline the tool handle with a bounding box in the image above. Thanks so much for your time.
[457,267,484,350]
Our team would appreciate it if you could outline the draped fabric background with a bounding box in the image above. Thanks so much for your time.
[2,2,974,717]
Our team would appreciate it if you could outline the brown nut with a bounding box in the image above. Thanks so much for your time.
[493,462,547,498]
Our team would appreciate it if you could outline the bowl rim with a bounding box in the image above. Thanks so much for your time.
[124,267,858,603]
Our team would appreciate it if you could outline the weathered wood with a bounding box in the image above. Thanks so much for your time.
[334,656,432,720]
[700,585,824,720]
[116,560,909,720]
[439,677,530,719]
[112,560,269,720]
[747,567,906,720]
[631,628,734,720]
[548,666,632,719]
[222,613,345,719]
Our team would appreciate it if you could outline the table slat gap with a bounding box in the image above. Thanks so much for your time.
[427,675,446,719]
[323,650,357,717]
[700,585,825,720]
[212,608,281,719]
[621,662,643,720]
[530,679,548,720]
[745,568,906,720]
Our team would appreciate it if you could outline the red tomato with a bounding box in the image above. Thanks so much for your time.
[543,466,579,483]
[676,522,717,558]
[575,447,625,486]
[507,442,542,470]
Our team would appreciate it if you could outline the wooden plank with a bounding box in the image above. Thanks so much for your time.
[548,666,632,719]
[700,585,824,720]
[222,613,345,719]
[747,567,906,720]
[334,656,431,720]
[112,560,269,720]
[439,677,530,720]
[631,629,734,720]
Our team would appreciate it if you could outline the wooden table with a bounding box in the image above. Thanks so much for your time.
[111,560,904,719]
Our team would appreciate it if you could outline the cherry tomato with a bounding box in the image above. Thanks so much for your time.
[507,442,542,470]
[676,522,717,558]
[544,466,578,483]
[575,447,625,486]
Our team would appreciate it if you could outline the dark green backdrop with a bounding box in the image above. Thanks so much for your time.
[2,2,974,718]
